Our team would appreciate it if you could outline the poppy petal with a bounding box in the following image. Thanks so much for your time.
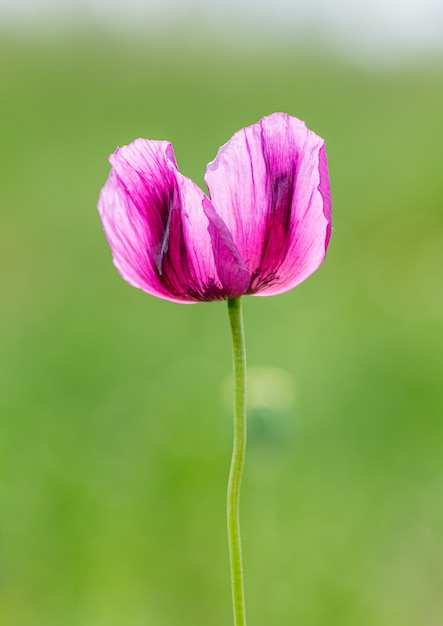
[204,112,331,296]
[98,139,250,302]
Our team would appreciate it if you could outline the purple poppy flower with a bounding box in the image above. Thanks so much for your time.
[98,112,331,303]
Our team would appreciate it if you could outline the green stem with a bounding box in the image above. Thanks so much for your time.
[227,297,247,626]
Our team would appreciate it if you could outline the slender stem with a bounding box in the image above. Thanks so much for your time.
[227,297,247,626]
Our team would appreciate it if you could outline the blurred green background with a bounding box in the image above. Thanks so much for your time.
[1,24,443,626]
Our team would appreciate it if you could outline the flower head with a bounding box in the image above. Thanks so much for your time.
[98,113,331,303]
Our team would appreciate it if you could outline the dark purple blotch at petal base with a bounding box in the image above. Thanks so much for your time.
[157,184,249,301]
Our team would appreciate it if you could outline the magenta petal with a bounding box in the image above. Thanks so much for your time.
[98,139,250,302]
[204,113,332,296]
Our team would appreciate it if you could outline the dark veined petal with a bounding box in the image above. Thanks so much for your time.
[98,139,250,303]
[204,112,332,296]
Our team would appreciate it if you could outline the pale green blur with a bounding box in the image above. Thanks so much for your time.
[1,30,443,626]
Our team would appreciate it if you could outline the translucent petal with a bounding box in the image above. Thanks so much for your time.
[205,113,331,296]
[98,139,250,302]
